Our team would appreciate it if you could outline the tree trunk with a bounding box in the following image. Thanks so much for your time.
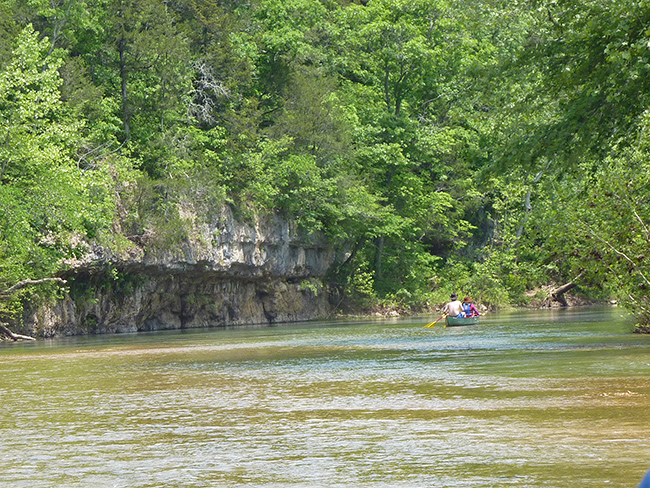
[383,64,391,113]
[517,162,551,238]
[374,235,384,282]
[0,323,35,341]
[119,38,131,142]
[548,271,584,307]
[0,277,67,341]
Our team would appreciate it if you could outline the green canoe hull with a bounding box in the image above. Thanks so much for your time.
[445,315,479,327]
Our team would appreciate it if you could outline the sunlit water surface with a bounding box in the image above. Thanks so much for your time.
[2,307,650,487]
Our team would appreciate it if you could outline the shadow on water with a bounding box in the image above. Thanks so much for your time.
[1,306,650,487]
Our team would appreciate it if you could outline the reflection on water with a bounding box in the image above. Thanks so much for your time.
[1,307,650,487]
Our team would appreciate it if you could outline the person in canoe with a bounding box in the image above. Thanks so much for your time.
[442,293,465,318]
[462,296,481,317]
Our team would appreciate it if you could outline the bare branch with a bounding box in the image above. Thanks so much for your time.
[1,277,67,296]
[0,323,35,341]
[632,208,650,242]
[76,140,117,170]
[609,183,650,243]
[188,60,230,124]
[582,222,650,287]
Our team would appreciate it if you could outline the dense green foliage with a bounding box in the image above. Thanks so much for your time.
[0,0,649,327]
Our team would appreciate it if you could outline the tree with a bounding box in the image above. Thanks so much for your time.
[0,25,113,325]
[0,1,19,68]
[497,0,650,169]
[522,138,650,326]
[480,0,650,316]
[335,0,453,117]
[0,24,70,184]
[266,65,352,164]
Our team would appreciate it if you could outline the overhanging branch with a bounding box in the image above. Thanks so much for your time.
[582,222,650,288]
[0,277,67,296]
[0,322,35,341]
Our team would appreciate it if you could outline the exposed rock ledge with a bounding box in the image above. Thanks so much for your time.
[24,207,337,337]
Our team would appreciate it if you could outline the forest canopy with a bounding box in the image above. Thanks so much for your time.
[1,0,649,328]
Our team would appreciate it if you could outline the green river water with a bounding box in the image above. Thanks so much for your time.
[1,306,650,487]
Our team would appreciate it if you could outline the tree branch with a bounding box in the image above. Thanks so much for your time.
[583,222,650,287]
[610,185,650,243]
[0,278,67,340]
[632,207,650,243]
[1,277,67,296]
[549,270,584,307]
[0,322,35,341]
[552,270,584,295]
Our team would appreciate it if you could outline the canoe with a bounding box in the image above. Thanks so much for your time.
[445,315,479,327]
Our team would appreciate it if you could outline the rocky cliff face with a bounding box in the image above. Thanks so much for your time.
[25,207,337,337]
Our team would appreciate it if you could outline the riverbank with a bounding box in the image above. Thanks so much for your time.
[0,278,618,342]
[358,287,606,320]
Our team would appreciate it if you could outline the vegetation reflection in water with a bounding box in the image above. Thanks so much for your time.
[1,307,650,488]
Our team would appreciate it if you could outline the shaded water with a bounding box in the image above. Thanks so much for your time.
[1,307,650,487]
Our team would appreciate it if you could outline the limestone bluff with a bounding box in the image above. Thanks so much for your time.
[25,206,337,337]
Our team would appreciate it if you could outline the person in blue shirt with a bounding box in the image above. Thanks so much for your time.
[462,296,481,317]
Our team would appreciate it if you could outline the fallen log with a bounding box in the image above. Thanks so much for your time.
[549,271,585,307]
[0,322,35,341]
[0,277,68,341]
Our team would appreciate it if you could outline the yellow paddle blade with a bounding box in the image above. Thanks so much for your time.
[424,315,446,328]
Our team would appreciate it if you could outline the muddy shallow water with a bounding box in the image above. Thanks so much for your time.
[1,307,650,487]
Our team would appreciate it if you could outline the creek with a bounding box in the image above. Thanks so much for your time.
[1,306,650,487]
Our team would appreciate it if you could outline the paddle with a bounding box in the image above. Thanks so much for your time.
[424,314,447,328]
